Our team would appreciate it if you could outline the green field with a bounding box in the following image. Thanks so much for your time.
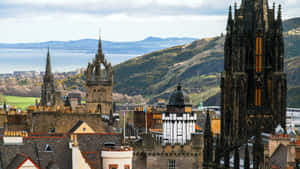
[2,95,39,110]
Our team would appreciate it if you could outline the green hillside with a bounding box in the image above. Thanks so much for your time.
[63,17,300,107]
[112,17,300,107]
[3,95,39,110]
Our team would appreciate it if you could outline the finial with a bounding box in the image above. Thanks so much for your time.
[4,101,7,111]
[278,4,282,19]
[234,2,237,10]
[97,29,103,55]
[177,83,182,91]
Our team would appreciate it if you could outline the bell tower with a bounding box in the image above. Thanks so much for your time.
[85,34,113,114]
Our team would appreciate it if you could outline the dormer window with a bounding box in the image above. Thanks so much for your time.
[44,144,53,152]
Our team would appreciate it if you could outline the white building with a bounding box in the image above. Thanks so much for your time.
[162,84,197,145]
[101,146,133,169]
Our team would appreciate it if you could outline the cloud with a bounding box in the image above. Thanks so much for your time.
[0,0,299,43]
[0,0,232,19]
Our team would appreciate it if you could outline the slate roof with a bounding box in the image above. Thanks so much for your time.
[270,144,288,169]
[6,153,40,169]
[0,133,122,169]
[168,83,191,107]
[46,161,61,169]
[0,135,72,169]
[68,120,84,133]
[77,133,122,169]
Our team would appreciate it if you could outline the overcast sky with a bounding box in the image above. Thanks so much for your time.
[0,0,299,43]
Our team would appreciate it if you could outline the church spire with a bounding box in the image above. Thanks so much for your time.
[203,110,213,168]
[234,148,240,169]
[277,4,282,22]
[45,47,52,77]
[97,32,103,56]
[224,139,230,169]
[214,134,221,167]
[244,143,250,169]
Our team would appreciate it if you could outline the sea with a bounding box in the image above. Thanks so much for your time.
[0,48,139,73]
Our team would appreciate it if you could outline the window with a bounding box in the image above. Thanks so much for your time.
[124,165,130,169]
[168,160,175,169]
[255,31,263,106]
[44,144,53,152]
[83,128,86,132]
[109,164,118,169]
[48,128,55,133]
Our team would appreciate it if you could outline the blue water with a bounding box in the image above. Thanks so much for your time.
[0,48,139,73]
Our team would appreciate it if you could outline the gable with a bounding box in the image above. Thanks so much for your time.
[73,122,95,134]
[18,158,40,169]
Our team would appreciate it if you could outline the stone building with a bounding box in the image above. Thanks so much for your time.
[14,35,116,133]
[221,0,287,145]
[40,48,56,107]
[0,130,124,169]
[131,84,203,169]
[162,83,196,145]
[85,35,113,114]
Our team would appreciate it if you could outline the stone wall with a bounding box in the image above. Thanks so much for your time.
[31,112,107,133]
[86,83,113,115]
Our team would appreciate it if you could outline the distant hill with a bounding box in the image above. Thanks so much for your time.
[111,17,300,107]
[0,37,197,55]
[37,17,300,108]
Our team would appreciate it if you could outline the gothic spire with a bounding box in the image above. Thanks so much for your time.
[97,32,103,56]
[244,143,250,169]
[45,47,52,77]
[226,5,234,35]
[277,4,282,24]
[234,148,240,169]
[224,139,230,169]
[204,110,211,133]
[3,101,7,112]
[214,134,221,166]
[203,110,213,168]
[253,130,264,169]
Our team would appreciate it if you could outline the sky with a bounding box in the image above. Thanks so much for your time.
[0,0,299,43]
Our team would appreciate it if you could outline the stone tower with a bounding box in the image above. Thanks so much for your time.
[85,34,113,114]
[203,111,213,169]
[40,48,56,106]
[221,0,286,145]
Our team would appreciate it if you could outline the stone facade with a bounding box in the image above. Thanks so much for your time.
[221,0,287,145]
[40,48,56,107]
[132,133,203,169]
[85,35,113,115]
[30,112,110,133]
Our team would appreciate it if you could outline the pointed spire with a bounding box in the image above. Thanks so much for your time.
[214,134,221,166]
[97,30,103,56]
[244,143,250,169]
[278,4,282,21]
[234,148,240,169]
[3,101,7,112]
[224,139,230,169]
[253,130,264,169]
[203,110,213,168]
[204,110,211,134]
[45,47,52,76]
[234,2,238,20]
[227,5,233,32]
